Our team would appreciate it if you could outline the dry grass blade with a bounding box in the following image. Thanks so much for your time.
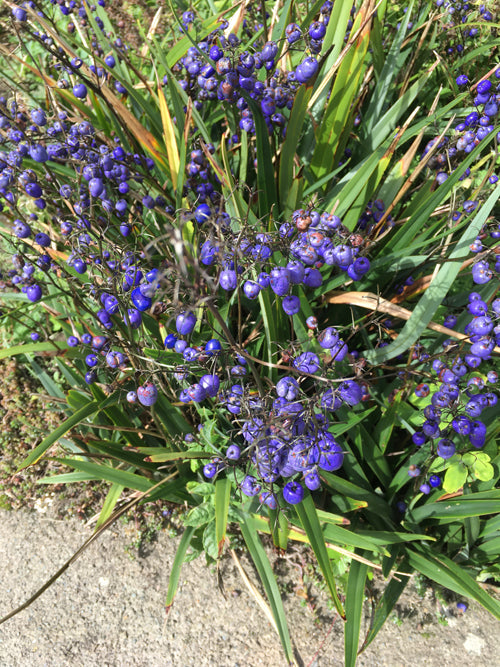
[140,6,163,58]
[230,549,279,635]
[0,474,178,626]
[370,83,450,240]
[326,290,492,346]
[224,0,250,39]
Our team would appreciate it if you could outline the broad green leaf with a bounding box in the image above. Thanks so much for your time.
[203,520,219,561]
[184,504,214,528]
[473,458,495,482]
[443,461,468,494]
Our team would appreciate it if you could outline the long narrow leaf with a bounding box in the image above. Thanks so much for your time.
[17,400,102,470]
[365,179,500,363]
[345,558,368,667]
[238,512,294,664]
[295,494,345,618]
[361,558,412,650]
[165,526,196,610]
[96,483,125,529]
[215,478,231,557]
[407,547,500,618]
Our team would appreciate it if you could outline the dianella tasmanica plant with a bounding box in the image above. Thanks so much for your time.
[0,0,499,664]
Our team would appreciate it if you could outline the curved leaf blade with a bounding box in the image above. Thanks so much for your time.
[238,512,294,664]
[345,558,368,667]
[165,526,196,611]
[295,494,345,618]
[215,478,231,557]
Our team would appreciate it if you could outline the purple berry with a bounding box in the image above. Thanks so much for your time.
[219,269,237,291]
[26,284,42,302]
[203,462,218,479]
[137,382,158,407]
[309,21,326,40]
[176,311,196,335]
[241,475,261,497]
[226,444,241,460]
[295,57,318,84]
[282,295,301,315]
[130,287,152,312]
[283,481,304,504]
[73,83,88,99]
[293,351,320,374]
[436,438,456,459]
[429,475,441,488]
[304,470,321,491]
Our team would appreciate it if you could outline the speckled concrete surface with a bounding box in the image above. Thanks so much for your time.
[0,510,498,667]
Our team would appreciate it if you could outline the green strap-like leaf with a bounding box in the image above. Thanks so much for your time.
[365,179,500,363]
[238,512,294,664]
[278,84,312,212]
[0,341,66,361]
[407,547,500,618]
[295,494,345,618]
[55,458,155,493]
[268,508,290,551]
[408,498,500,523]
[17,400,102,470]
[345,557,368,667]
[215,478,231,557]
[96,483,125,529]
[165,526,196,610]
[361,557,412,651]
[27,356,66,401]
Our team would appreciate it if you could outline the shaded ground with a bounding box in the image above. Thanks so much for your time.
[1,508,499,667]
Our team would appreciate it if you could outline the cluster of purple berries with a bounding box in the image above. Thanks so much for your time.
[410,352,498,489]
[195,206,371,317]
[436,1,494,56]
[423,69,500,186]
[197,332,365,505]
[167,3,358,139]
